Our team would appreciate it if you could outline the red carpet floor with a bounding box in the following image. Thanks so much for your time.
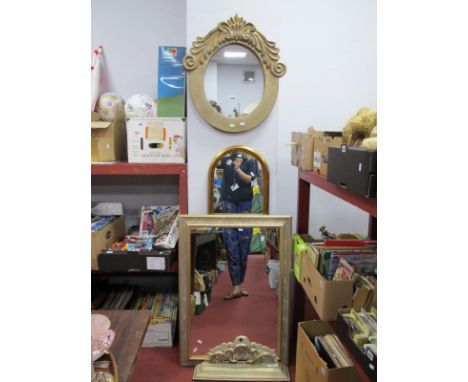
[131,255,297,381]
[191,255,278,354]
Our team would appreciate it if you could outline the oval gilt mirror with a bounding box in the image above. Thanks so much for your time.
[208,146,269,214]
[184,15,286,133]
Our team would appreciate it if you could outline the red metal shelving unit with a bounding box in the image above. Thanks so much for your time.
[294,168,377,382]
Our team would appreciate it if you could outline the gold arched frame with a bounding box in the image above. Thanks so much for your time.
[208,145,269,214]
[184,15,286,133]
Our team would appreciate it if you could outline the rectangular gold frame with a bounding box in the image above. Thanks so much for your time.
[178,214,292,366]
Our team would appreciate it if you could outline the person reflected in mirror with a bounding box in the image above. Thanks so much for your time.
[218,152,257,300]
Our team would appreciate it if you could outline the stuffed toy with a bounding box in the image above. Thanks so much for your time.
[342,108,377,150]
[361,126,377,150]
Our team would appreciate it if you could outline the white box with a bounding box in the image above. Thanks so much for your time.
[142,320,175,347]
[126,118,186,163]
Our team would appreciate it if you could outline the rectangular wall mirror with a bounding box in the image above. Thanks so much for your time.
[178,214,292,367]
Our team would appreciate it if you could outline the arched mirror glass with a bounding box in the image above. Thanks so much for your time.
[178,214,292,373]
[184,15,286,133]
[208,146,269,214]
[204,45,264,119]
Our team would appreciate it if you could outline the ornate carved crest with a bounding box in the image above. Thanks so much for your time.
[207,335,278,365]
[184,15,286,78]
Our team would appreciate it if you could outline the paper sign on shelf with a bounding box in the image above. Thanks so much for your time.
[146,257,165,270]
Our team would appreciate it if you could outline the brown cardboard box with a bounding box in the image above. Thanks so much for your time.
[300,250,353,321]
[313,132,343,177]
[91,215,125,270]
[91,114,126,162]
[295,320,359,382]
[291,128,315,170]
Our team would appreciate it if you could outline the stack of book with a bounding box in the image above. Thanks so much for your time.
[342,308,377,352]
[134,292,178,348]
[131,292,178,324]
[97,287,135,310]
[308,240,377,281]
[92,288,178,322]
[336,307,377,381]
[313,334,354,368]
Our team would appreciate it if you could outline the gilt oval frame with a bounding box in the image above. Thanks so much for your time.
[184,15,286,133]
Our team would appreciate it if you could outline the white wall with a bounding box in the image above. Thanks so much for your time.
[91,0,186,100]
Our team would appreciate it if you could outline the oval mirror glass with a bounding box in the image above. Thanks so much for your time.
[204,45,264,119]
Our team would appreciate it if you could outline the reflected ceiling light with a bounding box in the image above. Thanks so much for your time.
[223,51,247,58]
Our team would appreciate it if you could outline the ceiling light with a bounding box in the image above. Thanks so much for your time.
[223,51,247,58]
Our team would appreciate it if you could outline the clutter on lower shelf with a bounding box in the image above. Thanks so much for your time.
[294,232,377,321]
[92,288,178,348]
[295,320,360,382]
[336,307,377,382]
[95,205,180,272]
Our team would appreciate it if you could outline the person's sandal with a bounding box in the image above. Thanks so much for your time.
[241,289,249,297]
[224,291,242,300]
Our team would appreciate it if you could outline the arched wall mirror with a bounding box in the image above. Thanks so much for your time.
[184,15,286,133]
[178,214,292,372]
[208,146,269,214]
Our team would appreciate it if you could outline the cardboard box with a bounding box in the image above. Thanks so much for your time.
[157,46,186,118]
[91,216,126,270]
[126,118,185,163]
[291,128,314,170]
[91,114,126,162]
[300,251,353,321]
[98,247,177,272]
[335,309,377,382]
[313,132,343,176]
[295,320,359,382]
[327,146,377,198]
[142,320,175,347]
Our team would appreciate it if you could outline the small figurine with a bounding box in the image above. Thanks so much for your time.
[319,225,336,240]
